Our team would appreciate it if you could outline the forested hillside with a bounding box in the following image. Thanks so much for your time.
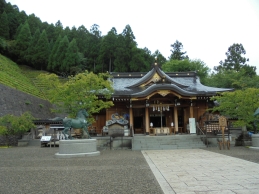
[0,0,167,75]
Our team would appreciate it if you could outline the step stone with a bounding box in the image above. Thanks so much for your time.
[132,135,206,150]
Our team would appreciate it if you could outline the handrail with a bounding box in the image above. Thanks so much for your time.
[196,122,205,135]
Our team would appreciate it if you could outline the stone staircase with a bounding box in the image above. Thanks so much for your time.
[132,134,206,150]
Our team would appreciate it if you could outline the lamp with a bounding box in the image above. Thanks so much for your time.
[171,122,174,127]
[150,122,153,127]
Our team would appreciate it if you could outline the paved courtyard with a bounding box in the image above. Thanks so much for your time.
[143,147,259,194]
[0,146,258,194]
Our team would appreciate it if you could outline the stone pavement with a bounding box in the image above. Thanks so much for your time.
[142,149,259,194]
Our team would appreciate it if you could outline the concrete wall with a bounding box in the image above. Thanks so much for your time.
[0,83,56,119]
[0,84,58,146]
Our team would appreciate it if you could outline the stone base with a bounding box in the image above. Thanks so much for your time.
[252,134,259,147]
[55,139,100,158]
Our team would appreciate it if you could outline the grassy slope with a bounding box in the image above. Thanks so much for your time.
[0,54,46,99]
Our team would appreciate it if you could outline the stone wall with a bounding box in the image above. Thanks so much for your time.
[0,135,19,146]
[0,83,60,146]
[0,83,56,119]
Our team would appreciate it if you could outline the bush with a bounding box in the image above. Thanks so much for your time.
[0,112,35,147]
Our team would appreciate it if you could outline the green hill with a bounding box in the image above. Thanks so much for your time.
[0,54,47,99]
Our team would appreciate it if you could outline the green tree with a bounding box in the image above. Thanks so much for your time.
[5,3,20,39]
[37,71,114,120]
[0,112,35,147]
[33,29,49,70]
[47,34,61,71]
[47,35,62,71]
[141,47,154,70]
[0,0,6,14]
[25,28,40,65]
[215,43,256,76]
[0,11,9,39]
[76,25,89,54]
[211,88,259,131]
[17,10,28,29]
[113,34,127,72]
[97,27,117,72]
[152,50,167,66]
[63,26,72,41]
[86,24,102,72]
[162,59,210,83]
[205,69,259,90]
[13,21,31,63]
[45,23,56,42]
[0,36,8,54]
[53,35,69,73]
[27,14,42,35]
[129,47,152,72]
[114,25,137,72]
[54,20,63,41]
[62,38,80,74]
[169,40,188,60]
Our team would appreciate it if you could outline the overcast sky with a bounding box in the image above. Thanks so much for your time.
[6,0,259,74]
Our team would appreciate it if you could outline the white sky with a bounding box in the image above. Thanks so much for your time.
[6,0,259,74]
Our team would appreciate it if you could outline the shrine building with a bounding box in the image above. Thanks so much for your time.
[91,60,233,136]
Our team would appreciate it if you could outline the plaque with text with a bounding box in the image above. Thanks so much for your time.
[41,136,51,142]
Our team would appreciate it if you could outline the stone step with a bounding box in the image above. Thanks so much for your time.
[132,135,206,150]
[18,140,29,147]
[28,139,41,146]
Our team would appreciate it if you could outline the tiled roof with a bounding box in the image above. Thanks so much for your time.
[110,66,233,97]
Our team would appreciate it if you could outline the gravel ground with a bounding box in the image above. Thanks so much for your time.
[1,146,258,194]
[203,146,259,164]
[0,147,163,194]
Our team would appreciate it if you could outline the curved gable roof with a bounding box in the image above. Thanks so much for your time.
[127,64,187,88]
[109,61,234,97]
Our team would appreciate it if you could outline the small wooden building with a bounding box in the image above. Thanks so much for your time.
[92,61,233,135]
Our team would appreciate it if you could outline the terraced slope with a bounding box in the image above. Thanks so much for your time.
[0,54,46,99]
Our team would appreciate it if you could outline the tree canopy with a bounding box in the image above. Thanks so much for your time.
[37,71,114,122]
[211,88,259,131]
[0,112,35,146]
[162,59,209,83]
[1,1,170,73]
[214,43,256,76]
[205,69,259,90]
[169,40,188,60]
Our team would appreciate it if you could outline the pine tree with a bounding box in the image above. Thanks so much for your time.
[46,23,56,42]
[169,40,188,60]
[27,14,42,36]
[86,24,101,72]
[25,28,40,65]
[0,11,9,39]
[13,21,31,63]
[5,3,20,40]
[62,38,80,74]
[98,27,117,72]
[114,25,136,72]
[53,35,69,72]
[33,30,49,70]
[0,0,6,14]
[48,35,61,71]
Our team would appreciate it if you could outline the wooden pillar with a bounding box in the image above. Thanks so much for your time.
[129,107,133,129]
[145,107,150,135]
[170,108,174,134]
[174,107,178,132]
[190,106,194,118]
